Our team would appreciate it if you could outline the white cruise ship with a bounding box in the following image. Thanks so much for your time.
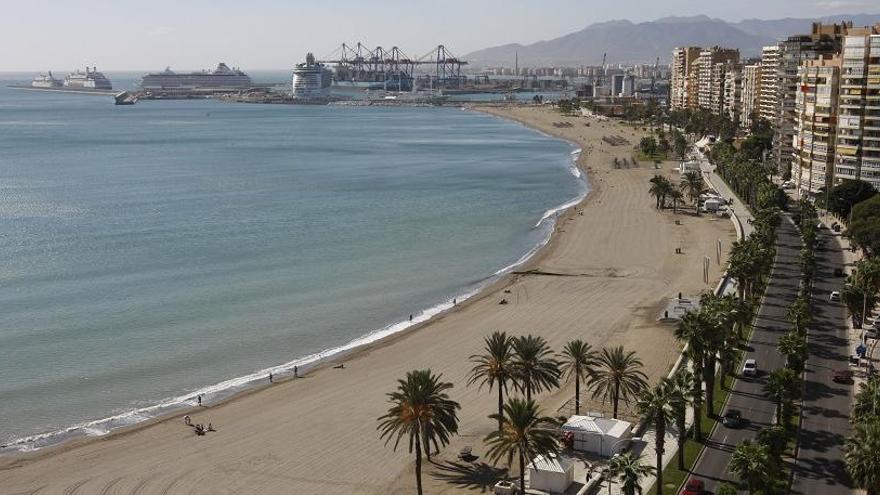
[64,67,113,90]
[292,53,332,99]
[31,72,63,88]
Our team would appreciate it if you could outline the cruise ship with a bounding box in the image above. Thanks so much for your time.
[64,67,113,90]
[292,53,333,99]
[31,72,62,88]
[140,63,253,95]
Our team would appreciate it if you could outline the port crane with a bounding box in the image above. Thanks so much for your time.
[318,43,468,89]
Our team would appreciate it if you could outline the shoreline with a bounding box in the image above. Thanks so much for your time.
[0,104,590,458]
[0,105,735,495]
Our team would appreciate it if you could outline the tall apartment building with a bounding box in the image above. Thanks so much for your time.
[741,64,763,129]
[670,47,702,110]
[724,65,743,123]
[774,24,849,178]
[697,48,740,114]
[792,56,841,195]
[759,45,782,124]
[835,34,880,190]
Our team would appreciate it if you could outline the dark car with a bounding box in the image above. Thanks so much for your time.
[682,478,705,495]
[722,409,745,428]
[834,267,845,277]
[833,369,854,384]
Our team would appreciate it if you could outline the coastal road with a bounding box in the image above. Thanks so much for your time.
[685,213,802,492]
[791,224,853,494]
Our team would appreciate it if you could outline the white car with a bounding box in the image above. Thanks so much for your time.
[830,291,841,302]
[742,358,757,376]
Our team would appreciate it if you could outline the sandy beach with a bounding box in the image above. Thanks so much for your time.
[0,105,735,495]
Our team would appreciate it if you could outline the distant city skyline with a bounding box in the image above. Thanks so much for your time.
[0,0,876,71]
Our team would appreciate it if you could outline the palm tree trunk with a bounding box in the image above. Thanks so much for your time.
[613,381,620,419]
[704,356,716,417]
[655,417,665,495]
[677,414,686,470]
[575,372,581,415]
[692,380,703,442]
[497,382,505,432]
[415,432,424,495]
[519,450,526,495]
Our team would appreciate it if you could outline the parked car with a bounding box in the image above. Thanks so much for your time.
[742,358,757,377]
[834,267,845,277]
[722,409,745,428]
[682,478,705,495]
[830,291,841,302]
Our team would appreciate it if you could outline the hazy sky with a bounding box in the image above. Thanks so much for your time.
[0,0,874,71]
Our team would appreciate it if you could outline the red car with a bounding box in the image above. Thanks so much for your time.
[682,478,705,495]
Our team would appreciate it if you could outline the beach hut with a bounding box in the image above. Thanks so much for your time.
[527,453,574,494]
[561,415,633,457]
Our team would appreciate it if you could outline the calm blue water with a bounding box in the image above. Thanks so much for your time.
[0,74,584,450]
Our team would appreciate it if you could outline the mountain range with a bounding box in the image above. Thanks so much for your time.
[464,14,880,67]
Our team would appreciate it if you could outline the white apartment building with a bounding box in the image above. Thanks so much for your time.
[835,34,880,189]
[741,64,763,129]
[792,57,841,195]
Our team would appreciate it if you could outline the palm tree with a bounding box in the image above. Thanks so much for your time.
[845,418,880,495]
[469,331,516,431]
[512,335,561,401]
[669,369,697,470]
[636,379,674,495]
[852,377,880,423]
[680,171,705,213]
[674,311,708,440]
[607,452,656,495]
[558,339,598,415]
[764,368,800,425]
[668,189,684,213]
[649,175,667,209]
[377,369,461,495]
[590,346,648,419]
[778,331,808,372]
[729,440,771,495]
[484,398,560,495]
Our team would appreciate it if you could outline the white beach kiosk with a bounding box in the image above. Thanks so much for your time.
[527,453,575,494]
[561,415,633,457]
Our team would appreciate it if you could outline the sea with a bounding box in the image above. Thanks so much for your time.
[0,72,586,452]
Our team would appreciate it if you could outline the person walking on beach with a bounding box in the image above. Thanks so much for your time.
[409,314,413,322]
[269,372,273,383]
[294,366,298,378]
[184,415,191,426]
[197,394,202,407]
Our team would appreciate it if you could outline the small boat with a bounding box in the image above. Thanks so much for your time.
[114,91,139,105]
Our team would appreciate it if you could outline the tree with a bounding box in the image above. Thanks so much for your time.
[636,379,674,495]
[649,175,672,210]
[673,132,688,161]
[668,189,684,214]
[640,136,658,157]
[512,335,561,401]
[819,179,876,220]
[377,370,461,495]
[607,452,655,495]
[680,171,705,213]
[590,346,649,418]
[764,368,801,425]
[778,331,808,372]
[757,425,788,461]
[853,377,880,423]
[669,369,698,470]
[484,398,559,495]
[558,340,598,415]
[729,440,771,495]
[846,418,880,495]
[469,331,516,431]
[674,311,709,440]
[716,483,738,495]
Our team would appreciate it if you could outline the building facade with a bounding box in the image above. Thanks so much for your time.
[835,34,880,190]
[741,64,763,129]
[724,65,743,124]
[759,45,782,125]
[697,48,740,114]
[792,57,841,195]
[671,47,702,110]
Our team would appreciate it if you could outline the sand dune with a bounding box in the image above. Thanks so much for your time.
[0,105,735,495]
